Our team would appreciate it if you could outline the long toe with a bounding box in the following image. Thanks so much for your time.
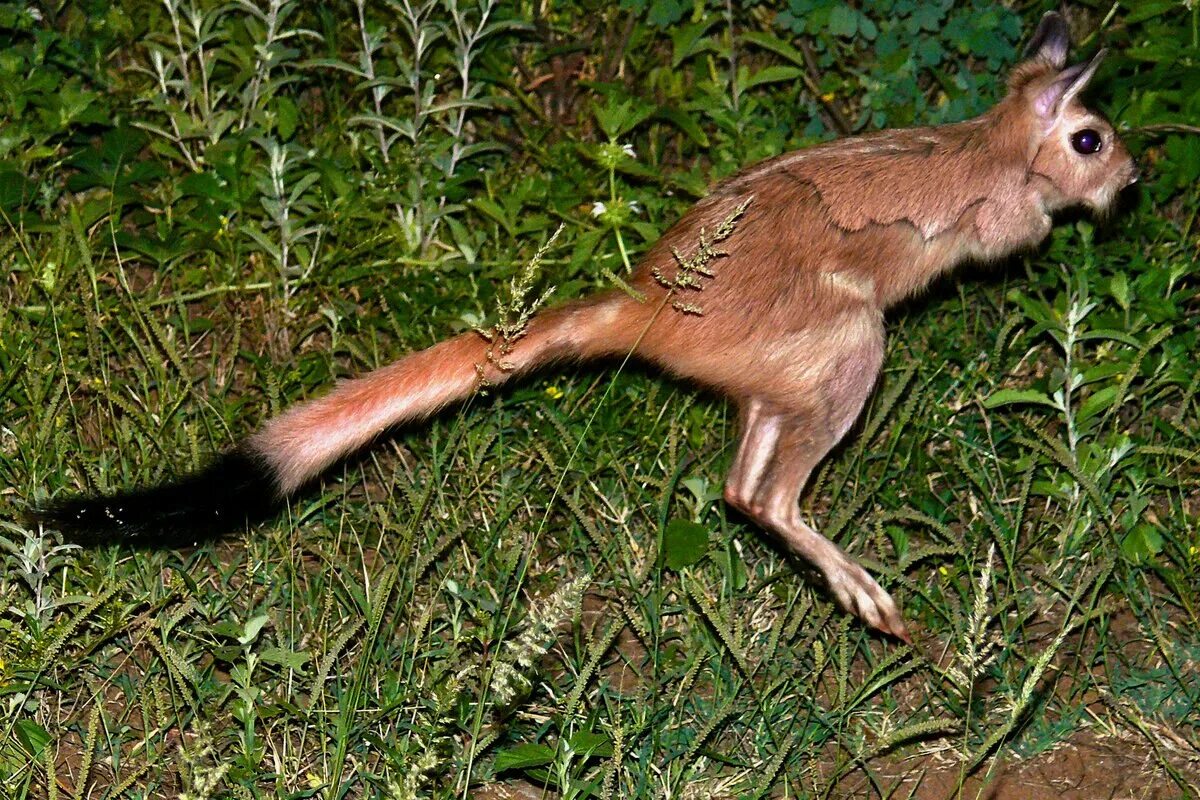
[836,563,909,643]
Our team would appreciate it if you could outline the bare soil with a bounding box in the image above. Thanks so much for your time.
[862,732,1195,800]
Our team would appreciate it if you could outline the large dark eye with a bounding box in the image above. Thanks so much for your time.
[1071,129,1103,155]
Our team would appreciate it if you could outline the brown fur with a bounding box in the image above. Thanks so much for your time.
[73,13,1139,641]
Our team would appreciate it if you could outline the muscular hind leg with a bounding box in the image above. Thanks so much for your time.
[722,337,908,640]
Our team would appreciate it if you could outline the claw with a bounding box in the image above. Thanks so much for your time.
[829,561,911,644]
[868,605,911,644]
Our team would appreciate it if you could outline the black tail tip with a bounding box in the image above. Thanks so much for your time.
[31,449,282,548]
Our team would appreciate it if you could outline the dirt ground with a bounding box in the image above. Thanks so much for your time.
[470,594,1200,800]
[863,731,1196,800]
[475,730,1198,799]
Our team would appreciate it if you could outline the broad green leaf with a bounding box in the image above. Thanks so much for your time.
[0,170,33,210]
[275,96,298,140]
[470,197,516,237]
[16,720,50,758]
[1108,272,1131,311]
[663,518,709,570]
[739,65,804,93]
[566,730,613,758]
[494,742,555,772]
[239,614,271,646]
[671,19,719,67]
[740,31,806,68]
[1078,385,1120,425]
[656,107,709,147]
[261,647,311,673]
[1076,329,1143,348]
[1121,524,1164,563]
[829,4,858,37]
[982,389,1058,410]
[647,0,686,27]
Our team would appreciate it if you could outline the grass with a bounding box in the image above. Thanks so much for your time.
[1,1,1199,798]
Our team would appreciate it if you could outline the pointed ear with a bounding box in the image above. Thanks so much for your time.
[1034,48,1107,120]
[1025,11,1071,68]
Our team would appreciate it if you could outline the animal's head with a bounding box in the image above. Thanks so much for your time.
[1005,12,1138,214]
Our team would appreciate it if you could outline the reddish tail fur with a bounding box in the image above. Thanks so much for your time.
[252,292,645,493]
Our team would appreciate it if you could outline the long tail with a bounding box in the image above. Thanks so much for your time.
[34,293,643,545]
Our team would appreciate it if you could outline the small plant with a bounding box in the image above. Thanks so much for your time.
[487,572,590,706]
[133,0,316,168]
[475,224,561,378]
[246,137,324,300]
[0,521,79,634]
[334,0,510,254]
[652,196,752,314]
[178,721,232,800]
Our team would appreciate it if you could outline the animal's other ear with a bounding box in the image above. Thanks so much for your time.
[1034,48,1108,120]
[1025,11,1071,68]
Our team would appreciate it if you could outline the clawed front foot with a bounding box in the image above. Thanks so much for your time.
[824,561,911,643]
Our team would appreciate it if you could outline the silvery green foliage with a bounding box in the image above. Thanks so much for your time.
[0,521,79,630]
[134,0,318,169]
[245,137,324,298]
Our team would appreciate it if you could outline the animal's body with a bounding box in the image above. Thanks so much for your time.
[39,13,1137,642]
